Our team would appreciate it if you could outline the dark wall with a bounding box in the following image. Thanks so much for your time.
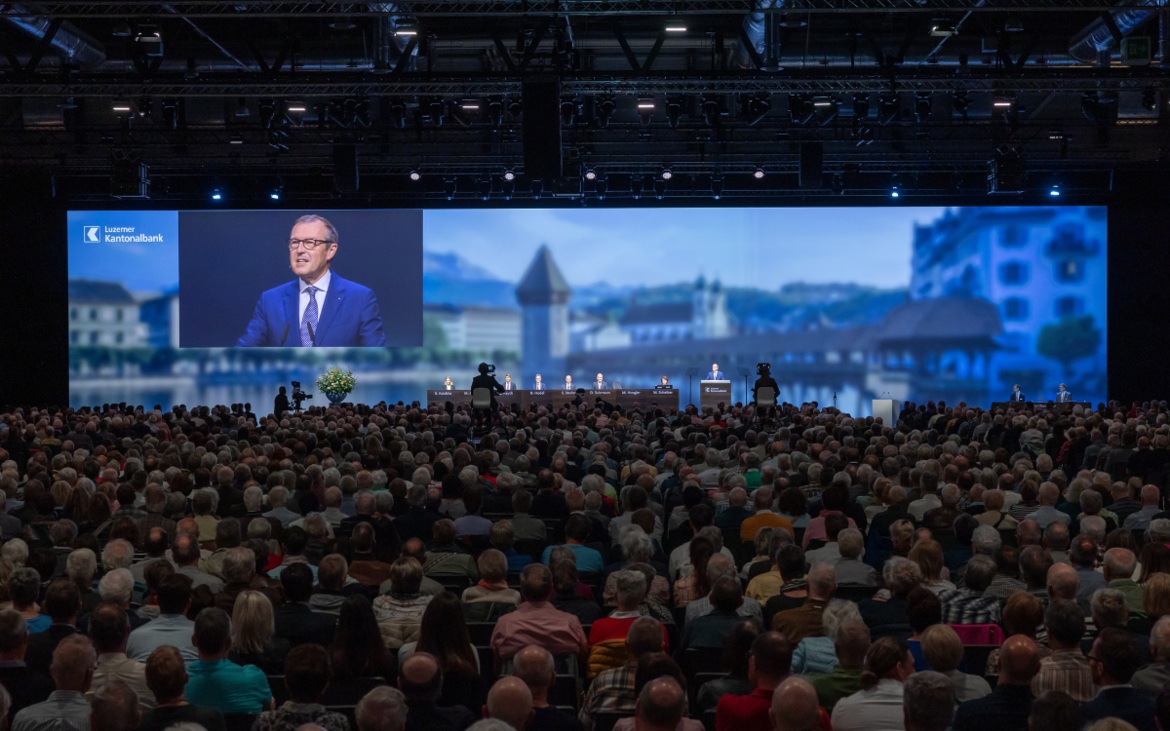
[0,171,68,409]
[3,194,1168,408]
[1107,205,1170,405]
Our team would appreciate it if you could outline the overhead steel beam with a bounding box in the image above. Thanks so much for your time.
[0,0,1150,18]
[0,69,1164,95]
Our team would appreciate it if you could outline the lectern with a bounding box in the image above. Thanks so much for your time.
[872,399,900,426]
[701,380,732,411]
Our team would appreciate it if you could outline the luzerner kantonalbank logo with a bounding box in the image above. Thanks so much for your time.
[82,225,164,243]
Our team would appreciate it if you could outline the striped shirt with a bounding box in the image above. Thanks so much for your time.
[1032,648,1096,702]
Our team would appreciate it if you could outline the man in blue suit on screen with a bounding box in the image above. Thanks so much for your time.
[237,214,386,347]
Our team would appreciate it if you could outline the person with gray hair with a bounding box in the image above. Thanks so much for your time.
[774,562,837,644]
[12,634,96,731]
[833,529,877,587]
[98,567,136,610]
[685,553,764,625]
[588,571,655,676]
[1102,548,1144,617]
[263,486,300,527]
[939,555,1000,624]
[356,686,408,731]
[971,525,1002,557]
[1133,615,1170,696]
[102,539,135,571]
[792,599,863,675]
[901,671,954,731]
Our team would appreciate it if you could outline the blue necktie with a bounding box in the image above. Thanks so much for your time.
[300,285,319,347]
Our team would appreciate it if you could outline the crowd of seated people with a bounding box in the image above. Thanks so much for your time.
[3,396,1170,731]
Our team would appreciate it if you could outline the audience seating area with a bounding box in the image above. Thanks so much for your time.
[1,397,1170,731]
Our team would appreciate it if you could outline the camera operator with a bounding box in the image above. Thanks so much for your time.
[274,386,290,417]
[753,363,779,419]
[470,362,504,427]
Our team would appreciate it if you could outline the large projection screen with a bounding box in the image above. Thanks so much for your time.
[67,206,1107,414]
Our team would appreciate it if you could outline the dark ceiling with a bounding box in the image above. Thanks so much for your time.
[1,0,1167,202]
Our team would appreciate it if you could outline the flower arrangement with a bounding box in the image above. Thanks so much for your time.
[316,368,356,396]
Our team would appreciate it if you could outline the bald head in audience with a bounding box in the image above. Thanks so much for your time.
[770,676,820,731]
[484,676,533,731]
[634,677,686,731]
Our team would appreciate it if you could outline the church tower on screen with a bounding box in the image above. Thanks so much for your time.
[516,245,571,385]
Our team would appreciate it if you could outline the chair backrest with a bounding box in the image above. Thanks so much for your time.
[222,714,258,731]
[834,584,879,603]
[472,388,492,408]
[595,712,633,731]
[757,387,777,407]
[466,621,497,646]
[948,623,1005,645]
[322,677,388,706]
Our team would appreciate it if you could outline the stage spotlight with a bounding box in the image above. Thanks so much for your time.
[444,178,457,200]
[1049,183,1061,197]
[914,92,932,122]
[287,101,306,113]
[488,97,504,127]
[409,170,421,181]
[878,95,900,125]
[112,101,132,114]
[789,94,815,125]
[503,177,515,200]
[389,101,407,129]
[711,176,724,200]
[531,179,544,199]
[745,94,770,126]
[631,175,644,200]
[230,134,243,145]
[597,95,616,127]
[654,179,667,199]
[269,186,281,200]
[584,169,596,180]
[930,20,956,37]
[665,22,686,32]
[890,189,899,198]
[561,98,576,126]
[952,90,969,118]
[890,176,900,198]
[234,98,250,117]
[666,96,683,128]
[479,178,492,200]
[852,93,870,119]
[503,169,515,181]
[394,18,418,36]
[595,176,607,199]
[753,167,765,179]
[638,98,655,126]
[661,167,672,180]
[428,98,445,127]
[211,188,223,201]
[701,95,719,126]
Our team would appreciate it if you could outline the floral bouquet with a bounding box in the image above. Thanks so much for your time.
[317,368,357,404]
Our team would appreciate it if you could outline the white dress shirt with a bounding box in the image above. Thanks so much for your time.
[830,678,906,731]
[298,268,332,324]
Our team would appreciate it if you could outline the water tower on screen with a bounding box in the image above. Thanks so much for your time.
[516,245,571,385]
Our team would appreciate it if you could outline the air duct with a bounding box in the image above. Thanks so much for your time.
[4,3,105,69]
[1068,2,1159,63]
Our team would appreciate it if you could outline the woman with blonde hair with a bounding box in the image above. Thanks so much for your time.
[228,590,289,675]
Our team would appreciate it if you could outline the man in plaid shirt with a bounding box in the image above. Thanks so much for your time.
[1034,599,1095,701]
[940,555,1002,625]
[579,617,664,731]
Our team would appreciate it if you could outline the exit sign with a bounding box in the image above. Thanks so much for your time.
[1121,37,1152,66]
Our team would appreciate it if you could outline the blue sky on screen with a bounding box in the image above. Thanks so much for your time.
[424,207,949,290]
[67,210,179,293]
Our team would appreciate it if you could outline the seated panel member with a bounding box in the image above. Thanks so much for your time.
[237,214,386,348]
[443,377,454,390]
[1056,383,1072,403]
[593,373,608,390]
[504,374,515,391]
[1010,384,1025,403]
[564,375,573,390]
[656,376,671,390]
[533,374,544,390]
[706,363,725,380]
